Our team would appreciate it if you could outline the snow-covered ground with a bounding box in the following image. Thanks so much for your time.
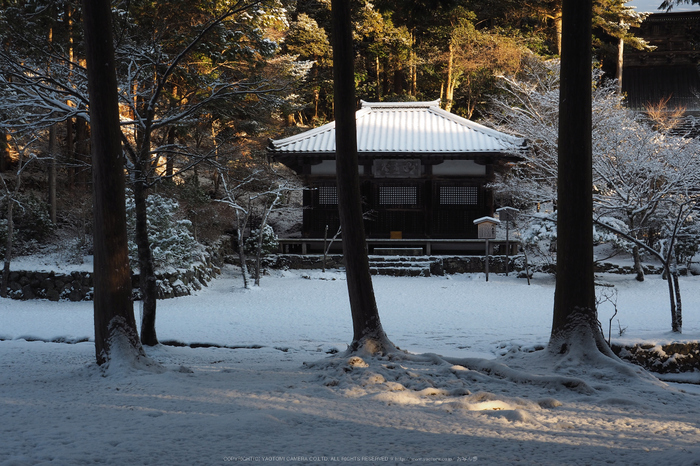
[1,265,700,465]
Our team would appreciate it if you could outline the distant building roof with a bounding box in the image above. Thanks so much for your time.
[269,100,526,155]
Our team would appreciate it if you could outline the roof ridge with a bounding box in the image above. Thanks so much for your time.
[360,99,441,109]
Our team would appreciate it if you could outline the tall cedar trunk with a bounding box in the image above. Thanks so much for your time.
[65,2,75,189]
[75,118,89,189]
[66,117,75,188]
[444,42,455,112]
[166,127,175,178]
[554,6,563,56]
[48,126,57,225]
[616,37,624,95]
[46,25,57,225]
[331,0,391,352]
[383,56,390,97]
[211,125,221,194]
[82,0,144,365]
[1,201,13,298]
[134,151,158,346]
[410,31,417,97]
[550,0,610,353]
[375,57,381,100]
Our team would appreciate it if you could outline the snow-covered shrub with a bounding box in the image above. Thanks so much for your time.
[520,213,557,268]
[0,194,54,258]
[245,224,278,256]
[594,217,635,253]
[58,236,91,265]
[16,195,54,242]
[126,193,200,270]
[0,219,10,259]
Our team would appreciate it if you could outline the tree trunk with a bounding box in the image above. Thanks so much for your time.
[1,200,14,299]
[75,118,89,189]
[82,0,144,365]
[664,262,678,332]
[616,36,624,95]
[672,268,682,333]
[444,42,455,112]
[629,243,645,281]
[554,6,563,56]
[235,205,250,289]
[65,2,75,189]
[166,127,175,178]
[133,150,158,346]
[375,56,381,101]
[48,125,57,225]
[331,0,393,354]
[0,130,9,172]
[410,31,417,97]
[550,0,610,355]
[254,209,270,287]
[66,118,75,188]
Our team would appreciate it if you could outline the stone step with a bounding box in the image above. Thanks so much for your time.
[368,255,432,262]
[373,247,424,256]
[370,266,431,277]
[368,255,434,276]
[369,260,433,268]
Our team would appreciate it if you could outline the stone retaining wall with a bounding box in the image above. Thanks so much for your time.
[260,254,672,277]
[5,260,221,302]
[612,342,700,374]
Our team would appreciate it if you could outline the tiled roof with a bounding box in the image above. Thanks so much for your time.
[269,100,526,155]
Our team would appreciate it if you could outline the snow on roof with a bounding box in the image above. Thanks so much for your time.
[473,216,501,225]
[269,100,526,155]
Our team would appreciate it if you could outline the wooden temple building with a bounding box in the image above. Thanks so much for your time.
[623,11,700,125]
[269,100,526,254]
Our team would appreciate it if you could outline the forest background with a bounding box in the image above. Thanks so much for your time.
[0,0,687,294]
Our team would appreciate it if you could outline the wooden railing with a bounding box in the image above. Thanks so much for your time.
[278,238,519,256]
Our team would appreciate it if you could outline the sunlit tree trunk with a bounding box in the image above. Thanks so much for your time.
[616,36,624,95]
[554,5,563,55]
[444,42,455,112]
[376,56,381,100]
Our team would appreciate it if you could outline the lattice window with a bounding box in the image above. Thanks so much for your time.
[379,186,418,205]
[439,186,478,205]
[318,186,338,205]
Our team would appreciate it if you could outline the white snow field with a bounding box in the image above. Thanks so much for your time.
[1,265,700,466]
